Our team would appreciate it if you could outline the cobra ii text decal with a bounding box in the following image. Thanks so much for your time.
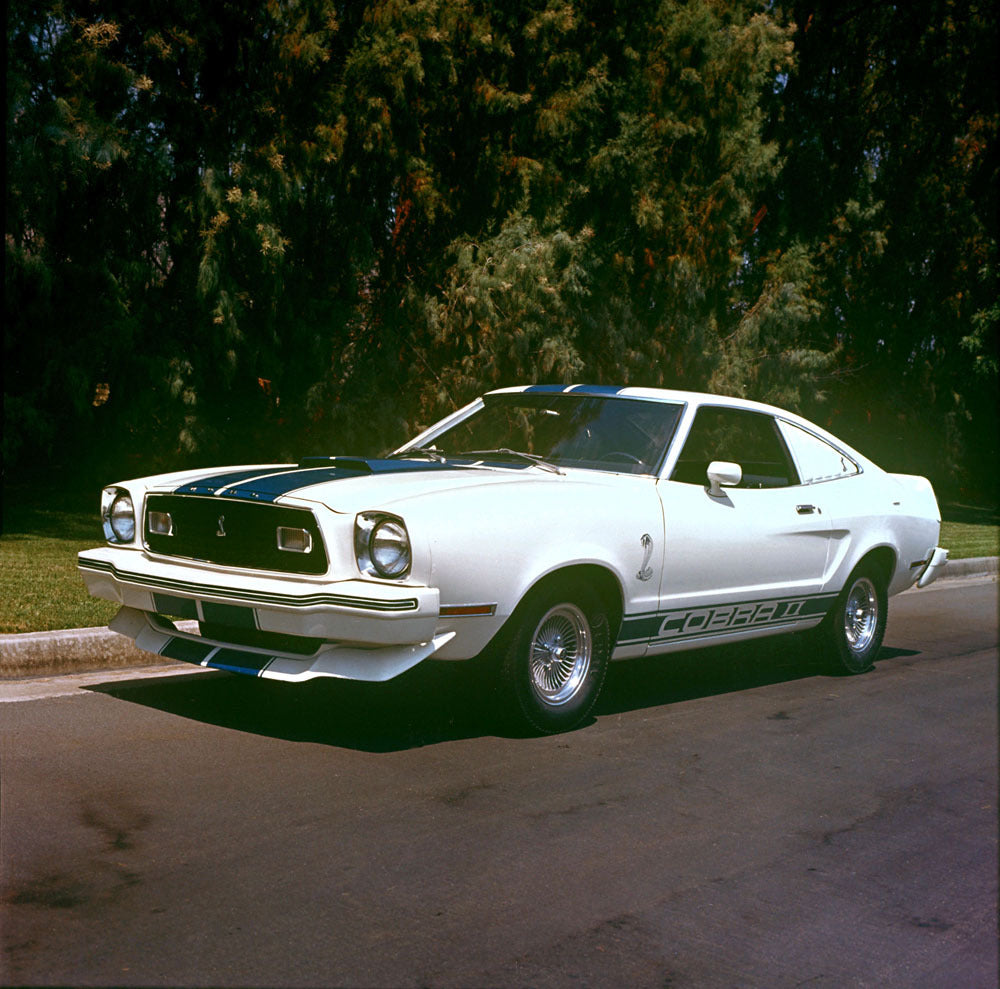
[618,592,837,647]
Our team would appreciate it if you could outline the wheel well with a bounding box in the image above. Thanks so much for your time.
[855,546,896,587]
[511,565,624,640]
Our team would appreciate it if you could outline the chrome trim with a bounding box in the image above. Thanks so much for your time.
[78,556,419,612]
[439,603,497,617]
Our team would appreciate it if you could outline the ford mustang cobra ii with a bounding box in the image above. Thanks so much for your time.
[79,385,948,732]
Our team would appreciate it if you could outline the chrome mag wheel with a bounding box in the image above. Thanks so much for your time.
[843,576,879,656]
[823,564,888,674]
[499,587,610,734]
[528,603,592,707]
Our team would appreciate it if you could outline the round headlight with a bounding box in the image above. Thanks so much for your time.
[370,518,411,578]
[107,491,135,543]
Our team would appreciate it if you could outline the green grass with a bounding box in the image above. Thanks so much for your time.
[1,505,119,634]
[1,494,997,635]
[940,520,1000,560]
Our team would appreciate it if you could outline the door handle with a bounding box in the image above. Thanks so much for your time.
[796,504,821,515]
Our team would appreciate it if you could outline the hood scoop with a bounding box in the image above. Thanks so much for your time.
[298,456,373,473]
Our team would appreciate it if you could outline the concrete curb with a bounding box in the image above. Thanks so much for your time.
[936,556,998,579]
[2,557,997,681]
[0,626,181,680]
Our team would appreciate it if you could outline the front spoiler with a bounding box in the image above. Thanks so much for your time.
[110,607,455,683]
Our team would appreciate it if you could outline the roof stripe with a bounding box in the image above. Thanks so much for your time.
[521,384,626,396]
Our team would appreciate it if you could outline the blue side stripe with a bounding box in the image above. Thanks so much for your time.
[617,592,837,647]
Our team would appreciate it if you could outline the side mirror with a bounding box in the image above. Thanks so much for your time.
[707,461,742,498]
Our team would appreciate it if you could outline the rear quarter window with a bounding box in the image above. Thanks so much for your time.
[777,420,859,483]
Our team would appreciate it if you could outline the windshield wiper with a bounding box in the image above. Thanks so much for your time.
[456,448,564,475]
[387,447,447,463]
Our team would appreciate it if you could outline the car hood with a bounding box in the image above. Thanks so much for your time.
[297,461,572,513]
[151,457,581,514]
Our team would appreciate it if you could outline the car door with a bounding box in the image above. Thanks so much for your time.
[650,405,834,653]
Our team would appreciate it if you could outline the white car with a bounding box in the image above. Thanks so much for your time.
[79,385,948,732]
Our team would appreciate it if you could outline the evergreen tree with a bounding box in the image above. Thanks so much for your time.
[5,0,995,500]
[772,0,998,494]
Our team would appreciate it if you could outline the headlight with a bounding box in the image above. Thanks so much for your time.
[355,512,411,578]
[101,487,136,543]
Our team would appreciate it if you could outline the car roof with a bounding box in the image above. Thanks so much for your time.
[489,383,787,417]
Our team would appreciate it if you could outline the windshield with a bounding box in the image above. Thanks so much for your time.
[414,393,683,475]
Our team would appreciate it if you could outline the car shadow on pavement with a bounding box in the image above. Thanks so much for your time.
[85,637,921,752]
[85,660,504,752]
[596,637,920,719]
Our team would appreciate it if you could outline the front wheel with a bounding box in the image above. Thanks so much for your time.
[824,565,888,673]
[500,587,610,734]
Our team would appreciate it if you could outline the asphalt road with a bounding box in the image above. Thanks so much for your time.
[3,577,997,988]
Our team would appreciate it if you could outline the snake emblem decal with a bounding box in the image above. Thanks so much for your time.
[637,533,654,582]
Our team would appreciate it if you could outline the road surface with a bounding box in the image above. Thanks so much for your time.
[2,577,997,987]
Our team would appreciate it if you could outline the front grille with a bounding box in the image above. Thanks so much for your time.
[198,622,324,655]
[151,614,325,656]
[144,494,329,576]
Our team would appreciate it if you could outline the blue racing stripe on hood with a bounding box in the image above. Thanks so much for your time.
[224,465,375,501]
[174,466,295,496]
[186,458,462,502]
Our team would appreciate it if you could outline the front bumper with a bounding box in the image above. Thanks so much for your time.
[79,546,439,643]
[79,546,447,681]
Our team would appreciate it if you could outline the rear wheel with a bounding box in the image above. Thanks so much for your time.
[500,586,610,734]
[825,564,888,673]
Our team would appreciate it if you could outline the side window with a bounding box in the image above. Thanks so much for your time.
[777,421,859,483]
[671,407,799,488]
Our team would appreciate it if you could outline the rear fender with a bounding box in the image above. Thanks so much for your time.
[889,472,942,523]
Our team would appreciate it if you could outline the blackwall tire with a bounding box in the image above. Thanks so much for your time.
[500,586,610,734]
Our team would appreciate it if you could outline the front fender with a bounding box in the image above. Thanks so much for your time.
[398,471,665,654]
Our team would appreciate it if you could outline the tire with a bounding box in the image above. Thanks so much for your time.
[824,564,888,674]
[499,585,611,734]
